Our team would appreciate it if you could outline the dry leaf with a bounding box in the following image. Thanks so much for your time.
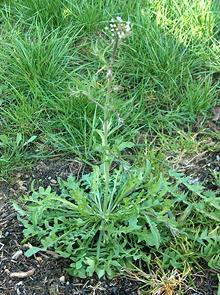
[10,268,35,279]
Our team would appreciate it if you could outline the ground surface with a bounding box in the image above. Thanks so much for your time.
[0,159,218,295]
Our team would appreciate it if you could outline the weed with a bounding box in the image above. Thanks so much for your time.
[14,163,220,278]
[0,1,219,291]
[13,15,220,280]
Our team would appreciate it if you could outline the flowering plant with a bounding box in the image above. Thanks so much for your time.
[105,16,132,40]
[13,16,220,279]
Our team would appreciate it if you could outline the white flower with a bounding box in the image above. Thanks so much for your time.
[105,16,132,41]
[118,32,126,39]
[116,16,122,22]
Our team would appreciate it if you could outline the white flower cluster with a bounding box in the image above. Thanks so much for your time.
[105,16,132,40]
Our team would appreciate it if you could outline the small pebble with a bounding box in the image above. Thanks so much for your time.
[35,256,43,262]
[5,269,10,274]
[59,275,65,283]
[4,230,12,237]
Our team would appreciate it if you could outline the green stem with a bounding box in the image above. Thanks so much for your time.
[102,35,119,213]
[103,110,110,209]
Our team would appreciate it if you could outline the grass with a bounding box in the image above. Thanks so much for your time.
[0,0,219,292]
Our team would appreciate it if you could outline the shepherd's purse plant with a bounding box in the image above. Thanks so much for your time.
[14,16,220,278]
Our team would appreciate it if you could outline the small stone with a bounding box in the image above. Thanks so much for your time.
[4,269,10,274]
[59,275,65,283]
[4,230,12,237]
[35,256,43,262]
[50,179,57,184]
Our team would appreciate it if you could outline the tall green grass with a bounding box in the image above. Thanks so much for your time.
[10,0,66,26]
[0,0,219,176]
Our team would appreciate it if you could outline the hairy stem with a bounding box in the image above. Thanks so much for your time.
[103,35,119,212]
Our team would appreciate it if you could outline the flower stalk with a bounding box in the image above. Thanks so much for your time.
[102,17,132,212]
